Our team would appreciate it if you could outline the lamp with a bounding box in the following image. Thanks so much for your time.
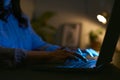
[97,11,108,24]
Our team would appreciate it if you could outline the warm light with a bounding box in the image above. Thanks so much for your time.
[97,14,107,24]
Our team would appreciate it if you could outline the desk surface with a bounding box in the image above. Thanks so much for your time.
[0,64,120,80]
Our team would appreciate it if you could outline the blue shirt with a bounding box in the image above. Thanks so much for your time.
[0,14,59,51]
[0,13,60,64]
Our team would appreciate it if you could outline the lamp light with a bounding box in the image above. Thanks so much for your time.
[97,12,108,24]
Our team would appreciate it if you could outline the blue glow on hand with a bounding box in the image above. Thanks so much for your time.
[85,48,99,57]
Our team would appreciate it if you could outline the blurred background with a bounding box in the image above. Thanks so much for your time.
[20,0,120,52]
[20,0,120,68]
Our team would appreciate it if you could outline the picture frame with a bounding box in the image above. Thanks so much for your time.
[58,23,82,48]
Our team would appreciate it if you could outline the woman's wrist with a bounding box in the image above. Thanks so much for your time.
[24,51,51,64]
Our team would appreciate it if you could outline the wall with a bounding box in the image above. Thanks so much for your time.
[21,0,114,49]
[21,0,35,19]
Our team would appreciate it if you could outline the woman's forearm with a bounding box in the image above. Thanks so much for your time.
[0,47,75,66]
[0,47,52,66]
[23,50,71,65]
[24,51,51,64]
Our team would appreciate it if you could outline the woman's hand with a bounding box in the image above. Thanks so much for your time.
[47,49,77,64]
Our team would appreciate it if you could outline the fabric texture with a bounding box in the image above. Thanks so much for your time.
[0,13,59,64]
[0,14,59,50]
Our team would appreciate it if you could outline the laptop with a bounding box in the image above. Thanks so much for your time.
[59,0,120,72]
[21,0,120,72]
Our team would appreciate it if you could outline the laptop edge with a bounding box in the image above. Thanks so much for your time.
[96,0,120,68]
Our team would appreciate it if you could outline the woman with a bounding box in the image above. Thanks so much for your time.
[0,0,98,68]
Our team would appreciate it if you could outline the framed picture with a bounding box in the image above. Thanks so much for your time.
[59,23,82,48]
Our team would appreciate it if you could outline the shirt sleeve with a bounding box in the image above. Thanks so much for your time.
[14,48,27,64]
[0,46,27,67]
[30,27,60,51]
[27,17,60,51]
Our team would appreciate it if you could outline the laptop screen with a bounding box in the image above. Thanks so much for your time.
[96,0,120,67]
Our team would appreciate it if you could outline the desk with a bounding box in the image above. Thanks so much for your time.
[0,64,120,80]
[112,51,120,68]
